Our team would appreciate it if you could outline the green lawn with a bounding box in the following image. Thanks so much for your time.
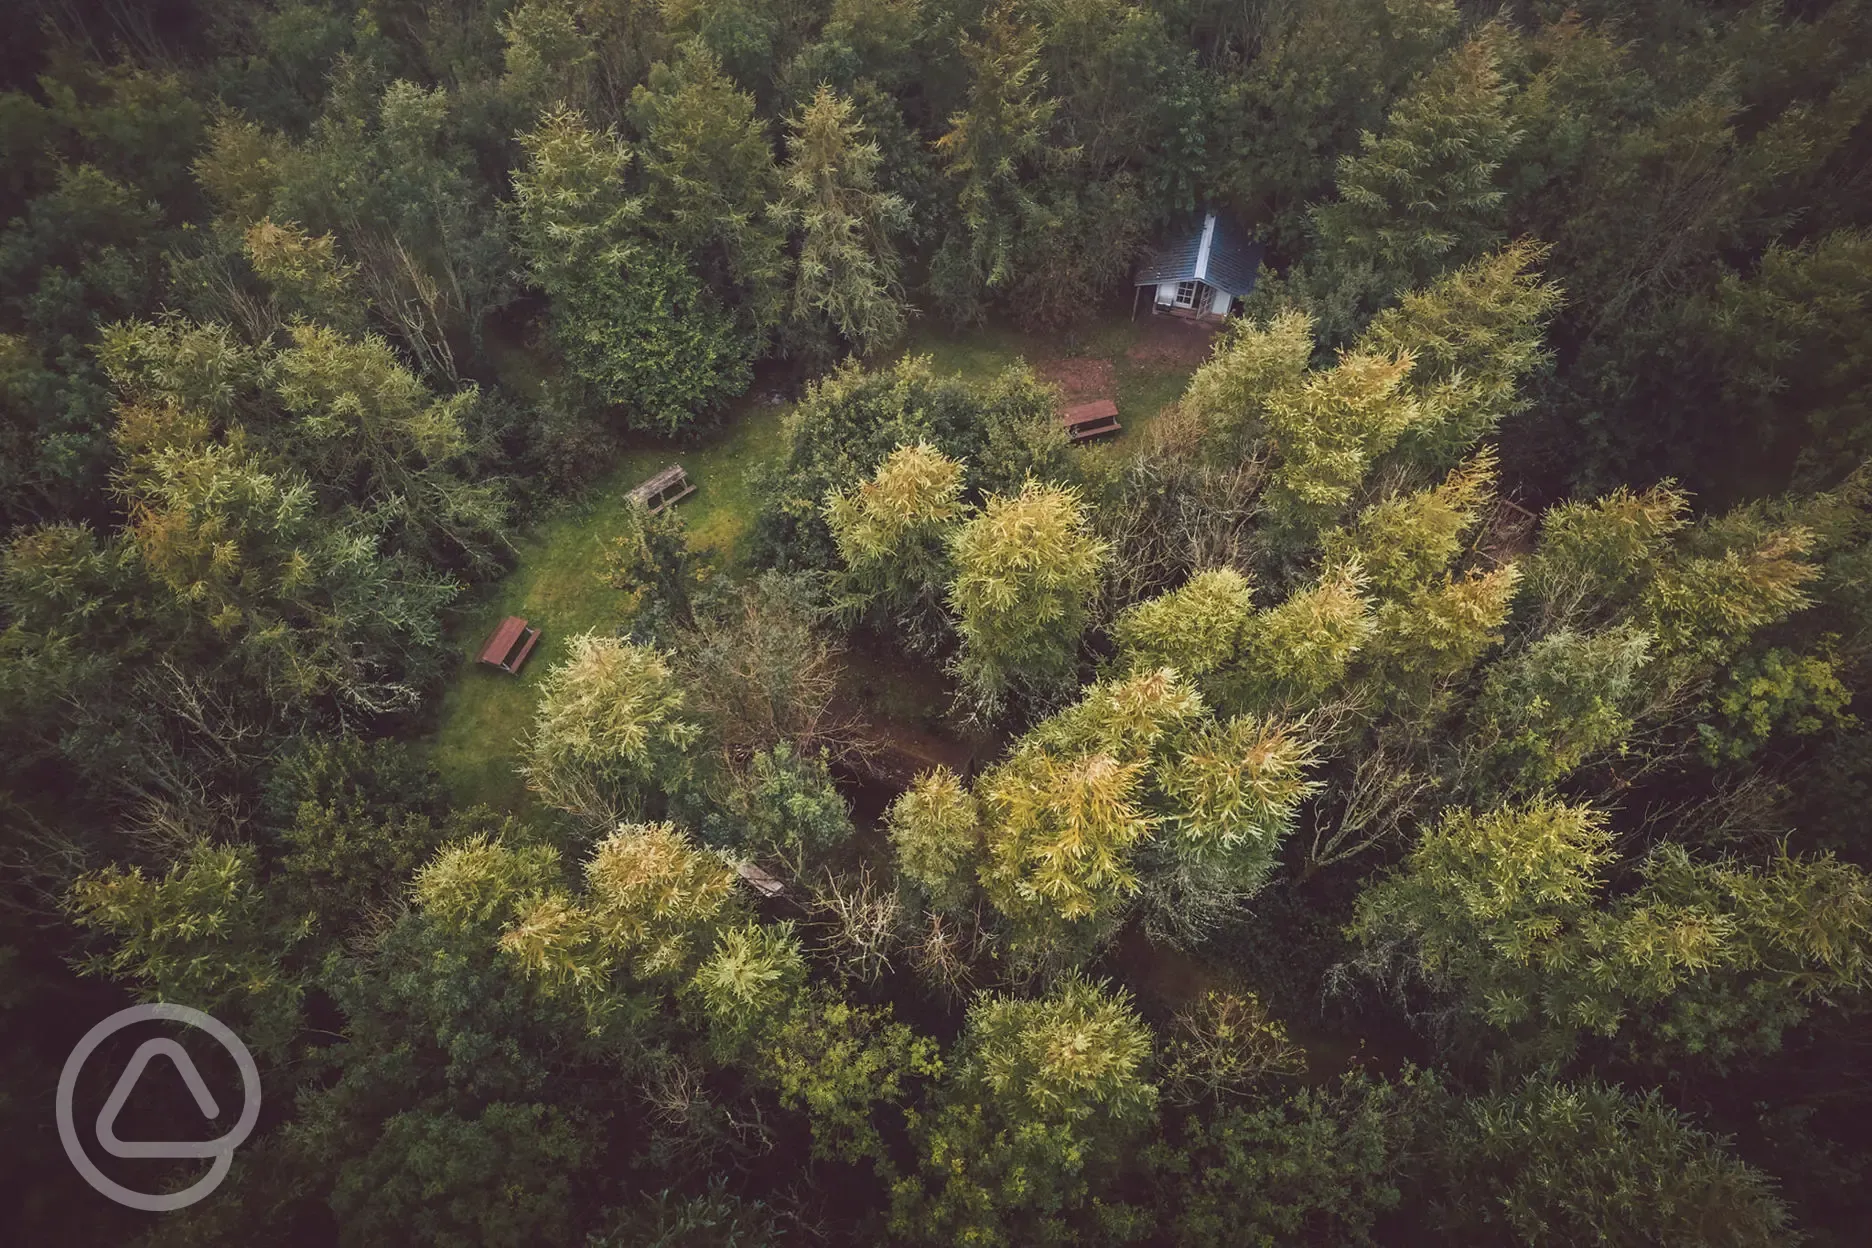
[426,399,790,811]
[901,315,1205,450]
[426,314,1209,812]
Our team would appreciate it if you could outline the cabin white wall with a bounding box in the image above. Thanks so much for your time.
[1210,287,1232,315]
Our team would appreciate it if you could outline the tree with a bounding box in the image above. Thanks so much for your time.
[1156,1072,1412,1247]
[67,841,306,1060]
[928,13,1059,322]
[1308,25,1521,333]
[1427,1077,1794,1247]
[328,1102,600,1248]
[780,85,911,357]
[978,739,1155,940]
[1359,241,1561,470]
[603,499,710,637]
[1157,990,1307,1106]
[1701,230,1872,489]
[893,975,1157,1245]
[674,571,866,768]
[1695,647,1855,765]
[270,322,510,569]
[1212,0,1459,250]
[1177,306,1314,445]
[1523,483,1689,629]
[1323,452,1496,601]
[0,60,204,527]
[1352,797,1872,1063]
[1320,453,1521,701]
[520,635,703,826]
[1224,562,1376,716]
[703,742,854,877]
[1467,626,1655,795]
[963,669,1319,956]
[1141,712,1322,946]
[825,441,966,635]
[947,478,1108,710]
[109,398,461,714]
[1262,346,1427,539]
[886,767,983,914]
[496,823,743,1011]
[751,355,1011,570]
[264,734,449,939]
[197,70,512,380]
[628,46,790,342]
[1112,566,1256,684]
[512,106,751,433]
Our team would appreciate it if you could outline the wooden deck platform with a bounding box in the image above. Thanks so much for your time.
[1060,398,1122,443]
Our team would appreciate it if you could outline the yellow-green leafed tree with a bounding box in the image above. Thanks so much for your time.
[1112,566,1257,681]
[1324,452,1521,695]
[885,767,983,913]
[825,441,966,632]
[953,669,1322,957]
[1352,797,1872,1064]
[1179,308,1314,441]
[1261,346,1428,538]
[1360,240,1561,469]
[947,478,1107,712]
[893,975,1157,1243]
[520,633,703,826]
[1323,450,1497,600]
[1225,562,1377,715]
[1139,713,1324,946]
[979,748,1154,932]
[497,823,740,992]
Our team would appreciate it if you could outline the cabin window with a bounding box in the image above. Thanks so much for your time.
[1174,280,1199,308]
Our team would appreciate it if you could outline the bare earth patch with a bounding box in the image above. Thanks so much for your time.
[1125,316,1219,369]
[1034,354,1116,402]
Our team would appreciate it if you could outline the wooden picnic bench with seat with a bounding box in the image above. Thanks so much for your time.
[735,861,786,898]
[1060,398,1122,444]
[627,463,697,513]
[477,615,542,674]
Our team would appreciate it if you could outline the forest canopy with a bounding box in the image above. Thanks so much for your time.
[3,1,1872,1245]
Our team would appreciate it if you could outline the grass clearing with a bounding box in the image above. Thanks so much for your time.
[426,313,1211,812]
[427,399,789,811]
[901,313,1209,449]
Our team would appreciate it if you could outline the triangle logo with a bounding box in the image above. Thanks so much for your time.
[94,1038,225,1160]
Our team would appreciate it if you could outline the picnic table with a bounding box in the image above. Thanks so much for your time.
[1060,399,1122,443]
[735,862,786,898]
[628,463,696,513]
[477,615,541,674]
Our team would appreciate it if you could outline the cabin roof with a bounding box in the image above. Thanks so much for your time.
[1133,212,1264,297]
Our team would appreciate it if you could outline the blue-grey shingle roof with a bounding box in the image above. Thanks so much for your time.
[1134,212,1263,298]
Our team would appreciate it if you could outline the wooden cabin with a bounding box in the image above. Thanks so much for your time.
[1132,211,1263,322]
[628,463,696,514]
[477,616,541,674]
[1060,398,1122,443]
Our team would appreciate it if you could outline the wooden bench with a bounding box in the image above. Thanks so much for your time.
[1060,399,1122,443]
[477,615,541,674]
[627,463,696,513]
